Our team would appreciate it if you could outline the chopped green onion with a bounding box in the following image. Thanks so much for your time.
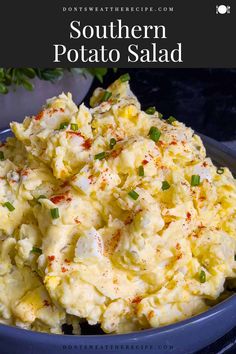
[162,181,170,191]
[59,122,69,130]
[191,175,200,186]
[158,113,163,119]
[3,202,15,211]
[94,152,106,160]
[128,190,139,200]
[145,106,156,115]
[71,123,78,131]
[51,208,59,219]
[31,247,42,254]
[0,151,4,161]
[199,270,206,283]
[148,126,161,142]
[217,167,224,175]
[109,138,117,149]
[138,165,144,177]
[101,91,112,102]
[119,73,130,82]
[37,195,47,201]
[166,116,176,125]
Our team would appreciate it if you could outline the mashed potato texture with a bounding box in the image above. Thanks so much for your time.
[0,76,235,334]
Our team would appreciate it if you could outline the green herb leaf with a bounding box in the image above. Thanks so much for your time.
[0,69,4,80]
[191,175,200,186]
[217,167,224,175]
[21,68,36,79]
[39,68,64,81]
[128,190,139,200]
[148,126,161,142]
[31,247,42,254]
[94,152,106,160]
[199,270,206,283]
[37,195,47,201]
[22,79,34,91]
[166,116,176,125]
[109,138,117,149]
[3,202,15,211]
[0,151,5,160]
[59,122,69,130]
[71,123,78,131]
[87,68,108,83]
[101,91,112,102]
[162,181,170,190]
[119,73,130,82]
[51,208,59,219]
[145,106,156,115]
[0,82,8,94]
[138,165,144,177]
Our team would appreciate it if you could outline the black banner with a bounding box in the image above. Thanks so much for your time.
[1,0,235,67]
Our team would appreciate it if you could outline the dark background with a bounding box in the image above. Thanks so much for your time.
[85,68,236,142]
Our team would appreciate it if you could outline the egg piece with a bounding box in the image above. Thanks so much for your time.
[75,228,104,260]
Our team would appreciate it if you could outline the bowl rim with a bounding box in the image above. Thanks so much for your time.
[0,128,235,340]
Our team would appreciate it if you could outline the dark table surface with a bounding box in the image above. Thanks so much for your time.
[86,69,236,353]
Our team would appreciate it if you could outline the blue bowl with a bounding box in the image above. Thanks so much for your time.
[0,129,235,354]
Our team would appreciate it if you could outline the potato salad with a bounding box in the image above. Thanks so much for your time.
[0,74,235,334]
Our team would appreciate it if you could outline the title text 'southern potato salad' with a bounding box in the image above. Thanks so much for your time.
[0,75,235,334]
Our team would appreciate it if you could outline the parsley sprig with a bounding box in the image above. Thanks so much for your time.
[0,68,115,94]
